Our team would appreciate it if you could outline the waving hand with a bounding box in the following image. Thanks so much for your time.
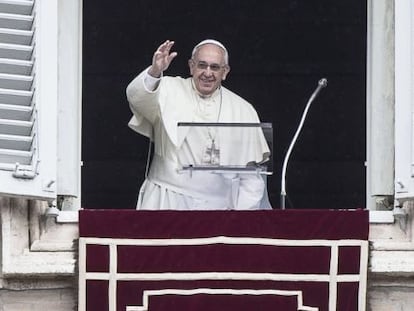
[148,40,178,78]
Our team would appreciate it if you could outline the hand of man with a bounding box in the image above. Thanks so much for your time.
[148,40,178,78]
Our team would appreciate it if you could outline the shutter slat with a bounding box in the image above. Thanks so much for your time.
[0,1,33,16]
[0,12,33,30]
[0,133,32,150]
[0,118,32,135]
[0,72,32,90]
[0,103,32,120]
[0,147,32,164]
[0,42,32,60]
[0,58,32,75]
[0,27,32,45]
[0,87,32,105]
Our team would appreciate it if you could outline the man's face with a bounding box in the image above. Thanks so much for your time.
[188,44,230,96]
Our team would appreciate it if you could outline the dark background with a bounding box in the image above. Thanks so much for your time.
[82,0,367,209]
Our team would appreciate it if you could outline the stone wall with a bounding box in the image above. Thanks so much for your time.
[0,197,78,311]
[0,287,76,311]
[368,278,414,311]
[368,202,414,310]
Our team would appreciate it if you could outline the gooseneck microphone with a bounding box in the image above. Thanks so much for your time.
[280,78,328,209]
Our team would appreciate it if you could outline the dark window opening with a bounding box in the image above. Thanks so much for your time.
[82,1,367,209]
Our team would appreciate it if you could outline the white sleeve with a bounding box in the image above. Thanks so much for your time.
[143,70,162,92]
[236,174,266,210]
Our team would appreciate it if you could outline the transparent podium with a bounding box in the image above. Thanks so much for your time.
[177,122,273,174]
[177,122,273,209]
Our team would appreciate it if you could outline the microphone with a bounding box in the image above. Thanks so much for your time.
[319,78,328,88]
[280,78,328,209]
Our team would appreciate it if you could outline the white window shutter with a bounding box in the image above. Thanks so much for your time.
[394,0,414,202]
[0,0,57,200]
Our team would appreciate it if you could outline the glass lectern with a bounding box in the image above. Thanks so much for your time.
[177,122,273,175]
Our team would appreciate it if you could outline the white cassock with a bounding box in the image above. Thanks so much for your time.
[126,68,271,210]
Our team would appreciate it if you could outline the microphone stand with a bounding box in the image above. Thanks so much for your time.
[280,78,328,209]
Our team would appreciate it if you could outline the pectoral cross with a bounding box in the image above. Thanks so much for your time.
[203,139,220,165]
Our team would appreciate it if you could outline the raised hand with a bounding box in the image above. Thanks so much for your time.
[148,40,178,78]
